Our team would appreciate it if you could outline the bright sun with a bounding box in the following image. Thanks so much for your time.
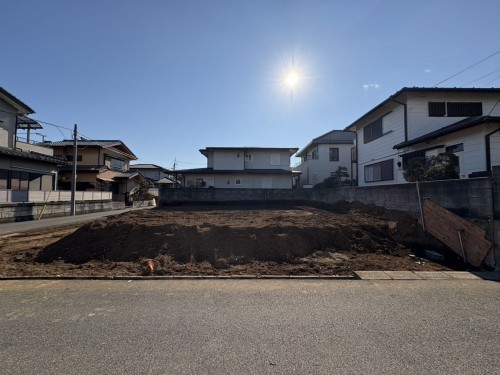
[285,72,299,88]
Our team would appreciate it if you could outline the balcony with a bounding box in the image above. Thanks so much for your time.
[16,138,54,156]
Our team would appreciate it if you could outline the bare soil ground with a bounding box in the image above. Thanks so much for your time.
[0,202,464,277]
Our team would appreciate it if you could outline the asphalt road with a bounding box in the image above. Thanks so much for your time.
[0,206,153,235]
[0,279,499,375]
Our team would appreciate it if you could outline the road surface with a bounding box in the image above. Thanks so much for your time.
[0,279,499,374]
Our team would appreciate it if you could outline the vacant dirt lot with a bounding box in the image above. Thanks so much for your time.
[0,202,463,277]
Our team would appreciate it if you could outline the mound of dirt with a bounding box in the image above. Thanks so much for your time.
[34,203,452,276]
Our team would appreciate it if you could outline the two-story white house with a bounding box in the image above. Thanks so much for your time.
[0,87,65,192]
[295,130,356,187]
[177,147,299,189]
[345,87,500,186]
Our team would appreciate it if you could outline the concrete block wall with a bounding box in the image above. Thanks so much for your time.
[160,176,499,269]
[0,200,121,223]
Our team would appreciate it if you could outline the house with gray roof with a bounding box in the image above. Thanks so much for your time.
[295,130,356,188]
[129,163,176,186]
[0,87,65,195]
[176,147,299,189]
[344,87,500,186]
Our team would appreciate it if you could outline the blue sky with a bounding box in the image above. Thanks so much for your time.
[3,0,500,169]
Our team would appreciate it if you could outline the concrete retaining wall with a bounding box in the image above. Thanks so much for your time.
[159,177,492,218]
[160,174,500,269]
[0,200,123,223]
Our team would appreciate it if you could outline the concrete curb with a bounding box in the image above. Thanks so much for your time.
[0,274,357,281]
[0,271,498,281]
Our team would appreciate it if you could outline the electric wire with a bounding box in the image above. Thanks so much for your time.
[432,49,500,87]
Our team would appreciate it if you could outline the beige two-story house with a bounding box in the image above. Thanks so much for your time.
[43,139,144,201]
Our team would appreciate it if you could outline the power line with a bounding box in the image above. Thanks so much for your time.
[460,68,500,88]
[433,49,500,87]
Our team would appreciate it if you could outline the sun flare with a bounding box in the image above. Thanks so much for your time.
[285,72,299,88]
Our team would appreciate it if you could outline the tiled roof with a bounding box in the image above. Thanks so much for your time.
[296,130,355,157]
[44,140,122,148]
[58,165,107,172]
[393,116,500,149]
[0,147,66,165]
[129,163,171,172]
[312,130,356,143]
[43,139,138,160]
[113,171,140,179]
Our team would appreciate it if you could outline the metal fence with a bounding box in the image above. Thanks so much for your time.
[0,190,113,203]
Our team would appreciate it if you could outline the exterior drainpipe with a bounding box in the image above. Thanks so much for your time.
[392,99,408,142]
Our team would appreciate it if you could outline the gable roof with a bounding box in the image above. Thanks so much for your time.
[0,87,35,114]
[0,146,66,165]
[393,116,500,149]
[296,130,355,157]
[129,163,171,172]
[44,139,138,160]
[344,87,500,131]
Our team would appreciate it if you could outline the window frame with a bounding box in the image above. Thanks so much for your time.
[364,159,394,183]
[329,147,339,162]
[363,117,383,144]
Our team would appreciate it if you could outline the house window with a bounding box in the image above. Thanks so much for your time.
[364,159,393,182]
[311,150,319,160]
[235,178,242,185]
[446,143,464,153]
[447,102,482,117]
[428,102,446,117]
[351,147,357,163]
[363,118,383,143]
[245,154,253,162]
[236,153,241,158]
[329,148,339,161]
[104,156,127,170]
[428,101,483,117]
[226,179,231,185]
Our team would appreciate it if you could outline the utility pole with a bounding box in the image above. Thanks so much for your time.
[70,124,77,216]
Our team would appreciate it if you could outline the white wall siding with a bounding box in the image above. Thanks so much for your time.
[185,174,293,189]
[213,150,244,170]
[406,92,500,140]
[490,131,500,167]
[295,143,353,187]
[357,106,405,186]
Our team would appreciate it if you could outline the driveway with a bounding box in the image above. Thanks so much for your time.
[0,279,499,374]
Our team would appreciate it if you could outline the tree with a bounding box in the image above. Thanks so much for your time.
[313,166,351,189]
[403,152,459,182]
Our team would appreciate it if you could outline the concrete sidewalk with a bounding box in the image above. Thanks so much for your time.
[355,270,500,281]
